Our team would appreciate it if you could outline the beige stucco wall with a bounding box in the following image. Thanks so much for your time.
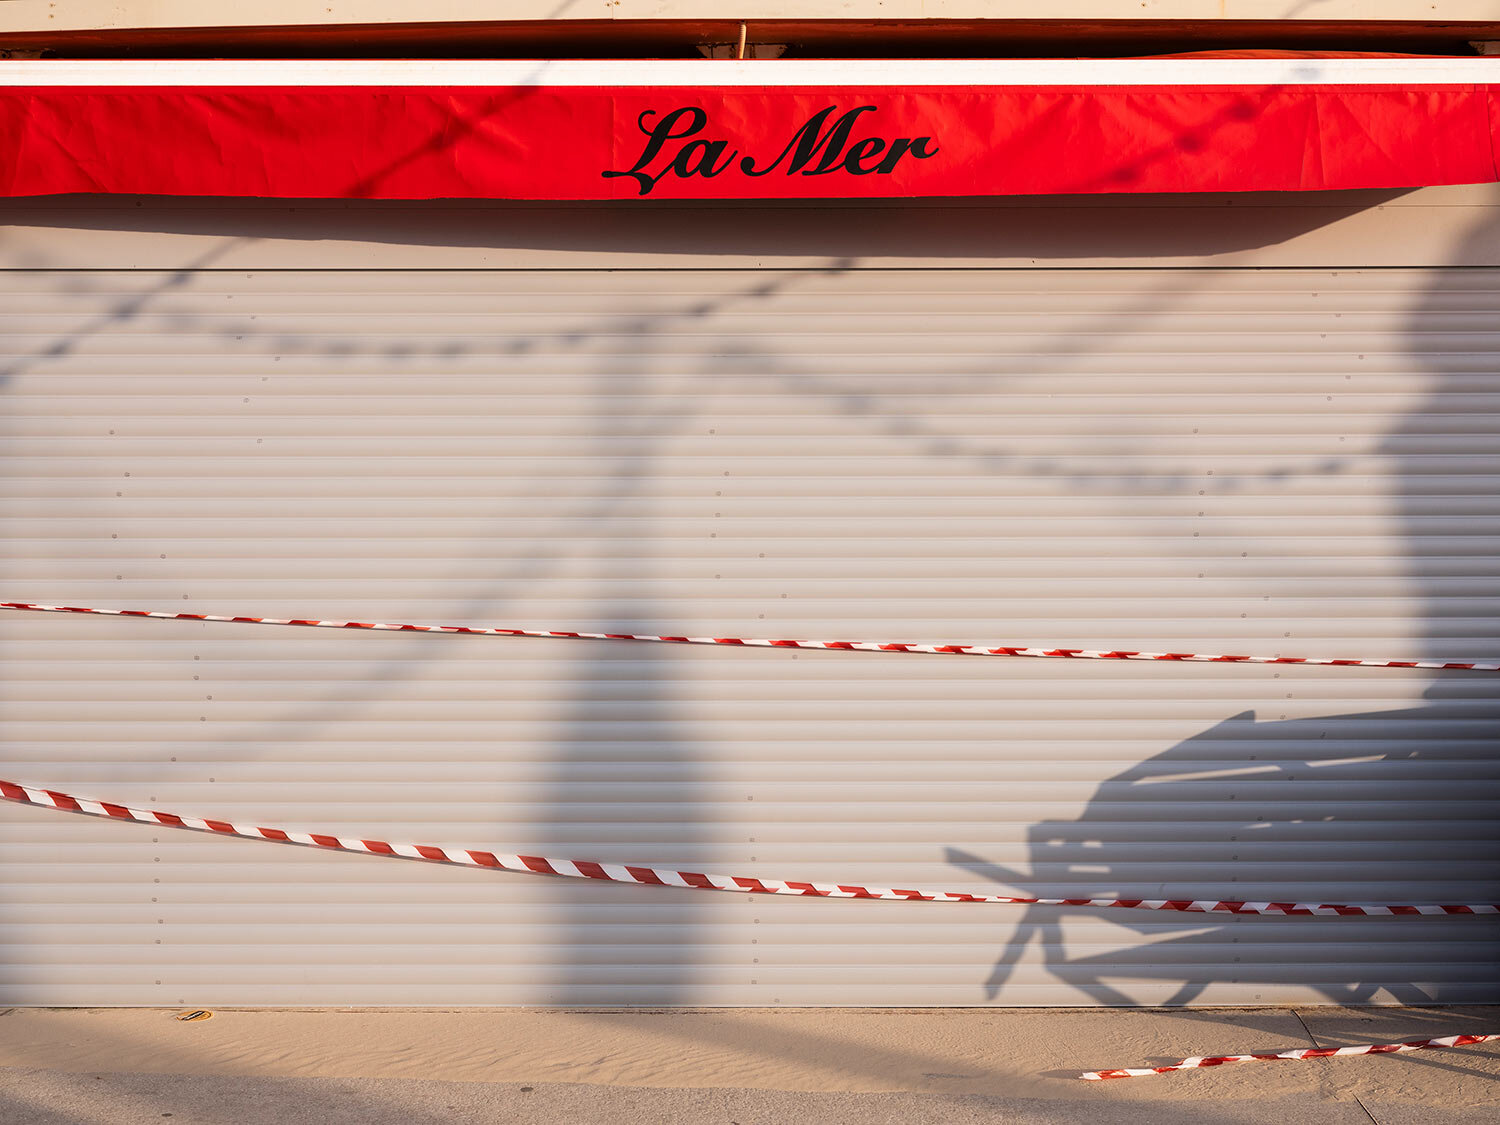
[5,186,1500,271]
[3,1,1500,35]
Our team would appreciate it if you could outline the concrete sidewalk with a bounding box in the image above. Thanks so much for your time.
[0,1006,1496,1123]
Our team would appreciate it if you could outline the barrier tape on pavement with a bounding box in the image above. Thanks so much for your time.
[3,602,1496,672]
[4,778,1498,916]
[1081,1033,1500,1080]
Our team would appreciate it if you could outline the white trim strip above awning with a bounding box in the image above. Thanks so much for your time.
[1,57,1498,87]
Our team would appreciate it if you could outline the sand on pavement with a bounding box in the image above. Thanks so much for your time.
[0,1006,1496,1123]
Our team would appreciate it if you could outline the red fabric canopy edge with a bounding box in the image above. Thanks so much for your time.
[1,74,1496,200]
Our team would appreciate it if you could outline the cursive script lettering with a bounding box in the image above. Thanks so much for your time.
[602,108,738,196]
[603,105,938,196]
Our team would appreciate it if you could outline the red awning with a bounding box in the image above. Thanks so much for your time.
[1,58,1496,200]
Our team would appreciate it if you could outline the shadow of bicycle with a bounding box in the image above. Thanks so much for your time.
[949,217,1500,1007]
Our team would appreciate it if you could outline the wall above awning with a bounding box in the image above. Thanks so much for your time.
[1,58,1497,200]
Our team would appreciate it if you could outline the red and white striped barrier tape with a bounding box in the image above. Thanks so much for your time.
[7,780,1494,1076]
[3,601,1496,672]
[3,777,1498,917]
[1080,1032,1500,1080]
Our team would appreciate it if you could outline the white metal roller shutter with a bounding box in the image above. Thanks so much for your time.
[0,266,1496,1007]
